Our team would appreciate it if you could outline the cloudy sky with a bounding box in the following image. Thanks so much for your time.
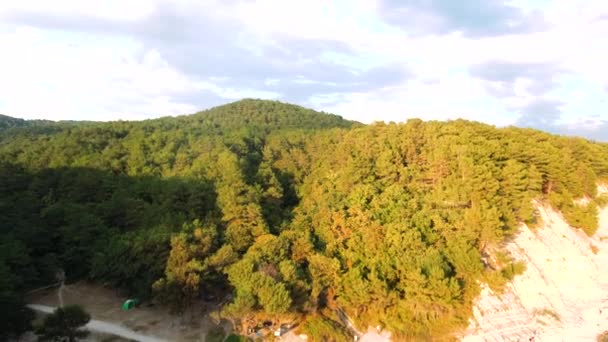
[1,0,607,141]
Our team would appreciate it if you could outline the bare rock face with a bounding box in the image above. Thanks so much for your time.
[465,191,608,342]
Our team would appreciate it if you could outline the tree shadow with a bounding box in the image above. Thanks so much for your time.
[0,162,220,298]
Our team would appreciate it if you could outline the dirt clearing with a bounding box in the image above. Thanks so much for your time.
[27,282,232,341]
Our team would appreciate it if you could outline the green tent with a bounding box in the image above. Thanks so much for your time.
[122,299,139,310]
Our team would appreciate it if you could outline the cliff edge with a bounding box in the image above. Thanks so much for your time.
[464,187,608,341]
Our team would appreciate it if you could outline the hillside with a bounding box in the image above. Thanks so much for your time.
[2,100,608,340]
[0,113,88,138]
[0,99,357,173]
[175,98,359,132]
[0,114,28,130]
[464,193,608,341]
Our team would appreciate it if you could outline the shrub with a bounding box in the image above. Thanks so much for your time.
[225,334,251,342]
[301,316,352,342]
[501,261,527,281]
[533,308,561,322]
[596,194,608,208]
[206,326,226,342]
[562,203,599,236]
[37,305,91,342]
[484,270,508,294]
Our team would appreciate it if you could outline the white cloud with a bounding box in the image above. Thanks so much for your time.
[0,24,279,121]
[324,72,514,126]
[0,0,156,23]
[0,27,196,120]
[0,0,607,140]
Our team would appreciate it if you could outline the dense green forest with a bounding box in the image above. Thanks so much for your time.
[2,99,608,340]
[0,114,28,130]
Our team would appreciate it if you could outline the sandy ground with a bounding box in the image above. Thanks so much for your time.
[27,283,231,341]
[464,197,608,341]
[27,282,390,342]
[359,327,392,342]
[28,304,164,341]
[278,326,390,342]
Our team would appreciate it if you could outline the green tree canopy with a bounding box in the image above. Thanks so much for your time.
[2,100,607,340]
[37,305,91,342]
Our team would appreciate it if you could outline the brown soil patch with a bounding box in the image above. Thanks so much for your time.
[27,282,232,341]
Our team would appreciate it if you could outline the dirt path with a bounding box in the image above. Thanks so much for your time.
[27,282,231,341]
[28,304,166,342]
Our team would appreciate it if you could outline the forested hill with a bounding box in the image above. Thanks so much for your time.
[0,113,85,135]
[0,99,357,135]
[173,99,359,132]
[0,114,29,130]
[2,99,608,340]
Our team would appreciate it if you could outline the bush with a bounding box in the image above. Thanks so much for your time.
[562,203,599,236]
[596,194,608,208]
[501,261,527,281]
[301,316,352,342]
[598,330,608,342]
[533,308,561,322]
[484,259,527,294]
[37,305,91,342]
[225,334,251,342]
[206,326,226,342]
[484,270,508,294]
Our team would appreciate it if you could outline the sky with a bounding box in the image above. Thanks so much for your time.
[1,0,607,141]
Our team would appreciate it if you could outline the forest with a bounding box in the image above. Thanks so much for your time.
[2,99,608,340]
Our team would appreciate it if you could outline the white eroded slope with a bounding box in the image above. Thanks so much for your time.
[464,199,608,341]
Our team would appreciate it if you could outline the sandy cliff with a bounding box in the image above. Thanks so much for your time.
[464,190,608,341]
